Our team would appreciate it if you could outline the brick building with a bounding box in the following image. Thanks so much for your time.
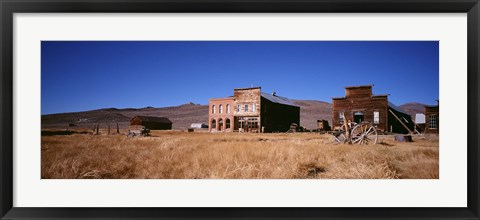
[332,85,415,134]
[208,87,300,133]
[209,97,235,132]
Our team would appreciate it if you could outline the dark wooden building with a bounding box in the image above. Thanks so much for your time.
[332,85,414,134]
[209,87,300,133]
[316,119,331,131]
[424,104,439,134]
[130,116,172,130]
[260,91,300,132]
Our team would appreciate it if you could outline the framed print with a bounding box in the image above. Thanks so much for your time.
[1,0,479,219]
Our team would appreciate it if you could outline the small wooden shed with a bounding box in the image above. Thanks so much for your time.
[130,116,172,130]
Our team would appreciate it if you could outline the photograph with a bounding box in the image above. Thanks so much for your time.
[41,41,439,179]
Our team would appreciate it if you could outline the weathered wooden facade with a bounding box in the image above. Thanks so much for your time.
[130,115,172,130]
[424,105,439,134]
[209,87,300,133]
[332,85,414,134]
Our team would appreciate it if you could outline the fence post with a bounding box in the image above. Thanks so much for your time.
[117,122,120,134]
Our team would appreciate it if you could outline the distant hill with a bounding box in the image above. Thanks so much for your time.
[293,100,332,129]
[42,100,333,130]
[42,100,426,130]
[399,102,427,118]
[42,103,208,130]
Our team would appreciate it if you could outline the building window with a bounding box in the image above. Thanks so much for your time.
[429,114,437,129]
[226,118,231,129]
[237,104,241,112]
[226,104,230,114]
[212,105,216,114]
[339,112,344,124]
[245,104,249,112]
[253,104,256,112]
[219,104,223,114]
[211,119,216,129]
[373,111,379,124]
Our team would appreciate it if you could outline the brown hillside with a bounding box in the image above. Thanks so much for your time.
[42,100,333,130]
[399,102,427,118]
[292,100,332,129]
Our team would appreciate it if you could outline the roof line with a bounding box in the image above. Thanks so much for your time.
[234,86,261,90]
[345,84,374,89]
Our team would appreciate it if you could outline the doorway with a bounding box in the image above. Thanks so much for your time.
[218,119,223,131]
[353,112,364,124]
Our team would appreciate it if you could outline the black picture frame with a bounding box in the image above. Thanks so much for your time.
[1,0,479,219]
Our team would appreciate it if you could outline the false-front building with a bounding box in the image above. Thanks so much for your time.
[332,85,414,134]
[209,87,300,133]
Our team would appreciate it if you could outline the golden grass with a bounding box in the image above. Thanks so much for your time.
[41,130,439,179]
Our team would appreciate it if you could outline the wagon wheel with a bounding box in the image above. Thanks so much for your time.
[350,122,378,145]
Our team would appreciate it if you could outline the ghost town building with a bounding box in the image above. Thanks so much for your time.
[130,116,172,130]
[208,87,300,133]
[332,85,415,134]
[424,102,439,134]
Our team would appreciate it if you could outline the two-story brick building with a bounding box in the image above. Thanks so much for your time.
[209,87,300,133]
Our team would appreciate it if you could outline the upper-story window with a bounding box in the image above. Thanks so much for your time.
[212,105,216,114]
[245,104,249,112]
[226,104,230,114]
[219,104,223,114]
[252,104,256,112]
[237,104,241,112]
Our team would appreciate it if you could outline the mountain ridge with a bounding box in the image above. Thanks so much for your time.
[42,101,428,130]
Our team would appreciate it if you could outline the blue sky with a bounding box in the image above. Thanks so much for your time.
[41,41,439,115]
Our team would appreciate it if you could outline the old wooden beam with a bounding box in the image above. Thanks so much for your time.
[388,109,413,134]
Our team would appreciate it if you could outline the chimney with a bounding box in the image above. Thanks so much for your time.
[272,92,276,96]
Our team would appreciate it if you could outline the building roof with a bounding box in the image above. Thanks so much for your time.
[234,86,261,91]
[261,92,299,107]
[372,94,390,97]
[333,94,389,100]
[131,116,172,124]
[345,84,374,89]
[209,97,234,101]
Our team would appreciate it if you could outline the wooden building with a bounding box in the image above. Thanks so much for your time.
[316,119,331,131]
[424,104,439,134]
[332,85,414,134]
[209,87,300,133]
[130,116,172,130]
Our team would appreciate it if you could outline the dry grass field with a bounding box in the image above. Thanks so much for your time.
[41,130,439,179]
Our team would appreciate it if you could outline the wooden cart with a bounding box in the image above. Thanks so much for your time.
[333,121,378,145]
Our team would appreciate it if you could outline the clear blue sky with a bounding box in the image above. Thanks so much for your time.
[41,41,439,115]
